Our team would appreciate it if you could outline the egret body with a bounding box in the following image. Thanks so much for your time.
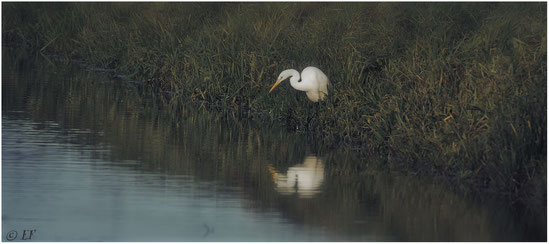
[269,66,330,102]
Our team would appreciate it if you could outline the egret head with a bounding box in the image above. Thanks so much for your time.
[269,70,296,93]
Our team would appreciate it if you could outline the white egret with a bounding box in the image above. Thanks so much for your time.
[269,66,330,102]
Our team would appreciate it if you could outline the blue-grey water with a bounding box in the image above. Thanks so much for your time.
[3,114,330,241]
[2,49,546,241]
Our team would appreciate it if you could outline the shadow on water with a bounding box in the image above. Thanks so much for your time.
[2,48,546,241]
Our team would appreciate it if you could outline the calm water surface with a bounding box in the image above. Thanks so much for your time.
[2,50,546,241]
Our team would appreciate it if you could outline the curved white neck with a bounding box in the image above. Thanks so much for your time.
[284,69,307,91]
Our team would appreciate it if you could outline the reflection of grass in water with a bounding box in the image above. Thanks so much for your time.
[3,50,308,187]
[2,3,546,200]
[316,170,545,241]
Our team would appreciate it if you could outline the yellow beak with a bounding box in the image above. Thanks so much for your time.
[269,78,283,93]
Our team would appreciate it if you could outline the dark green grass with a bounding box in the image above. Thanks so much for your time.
[3,2,546,200]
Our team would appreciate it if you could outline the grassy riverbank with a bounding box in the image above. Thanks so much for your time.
[3,2,546,200]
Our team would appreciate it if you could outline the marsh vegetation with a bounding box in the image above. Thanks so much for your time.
[3,51,545,241]
[2,2,546,202]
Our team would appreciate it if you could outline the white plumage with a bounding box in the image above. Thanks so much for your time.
[269,66,330,102]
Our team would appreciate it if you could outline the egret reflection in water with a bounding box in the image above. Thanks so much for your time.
[268,155,325,198]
